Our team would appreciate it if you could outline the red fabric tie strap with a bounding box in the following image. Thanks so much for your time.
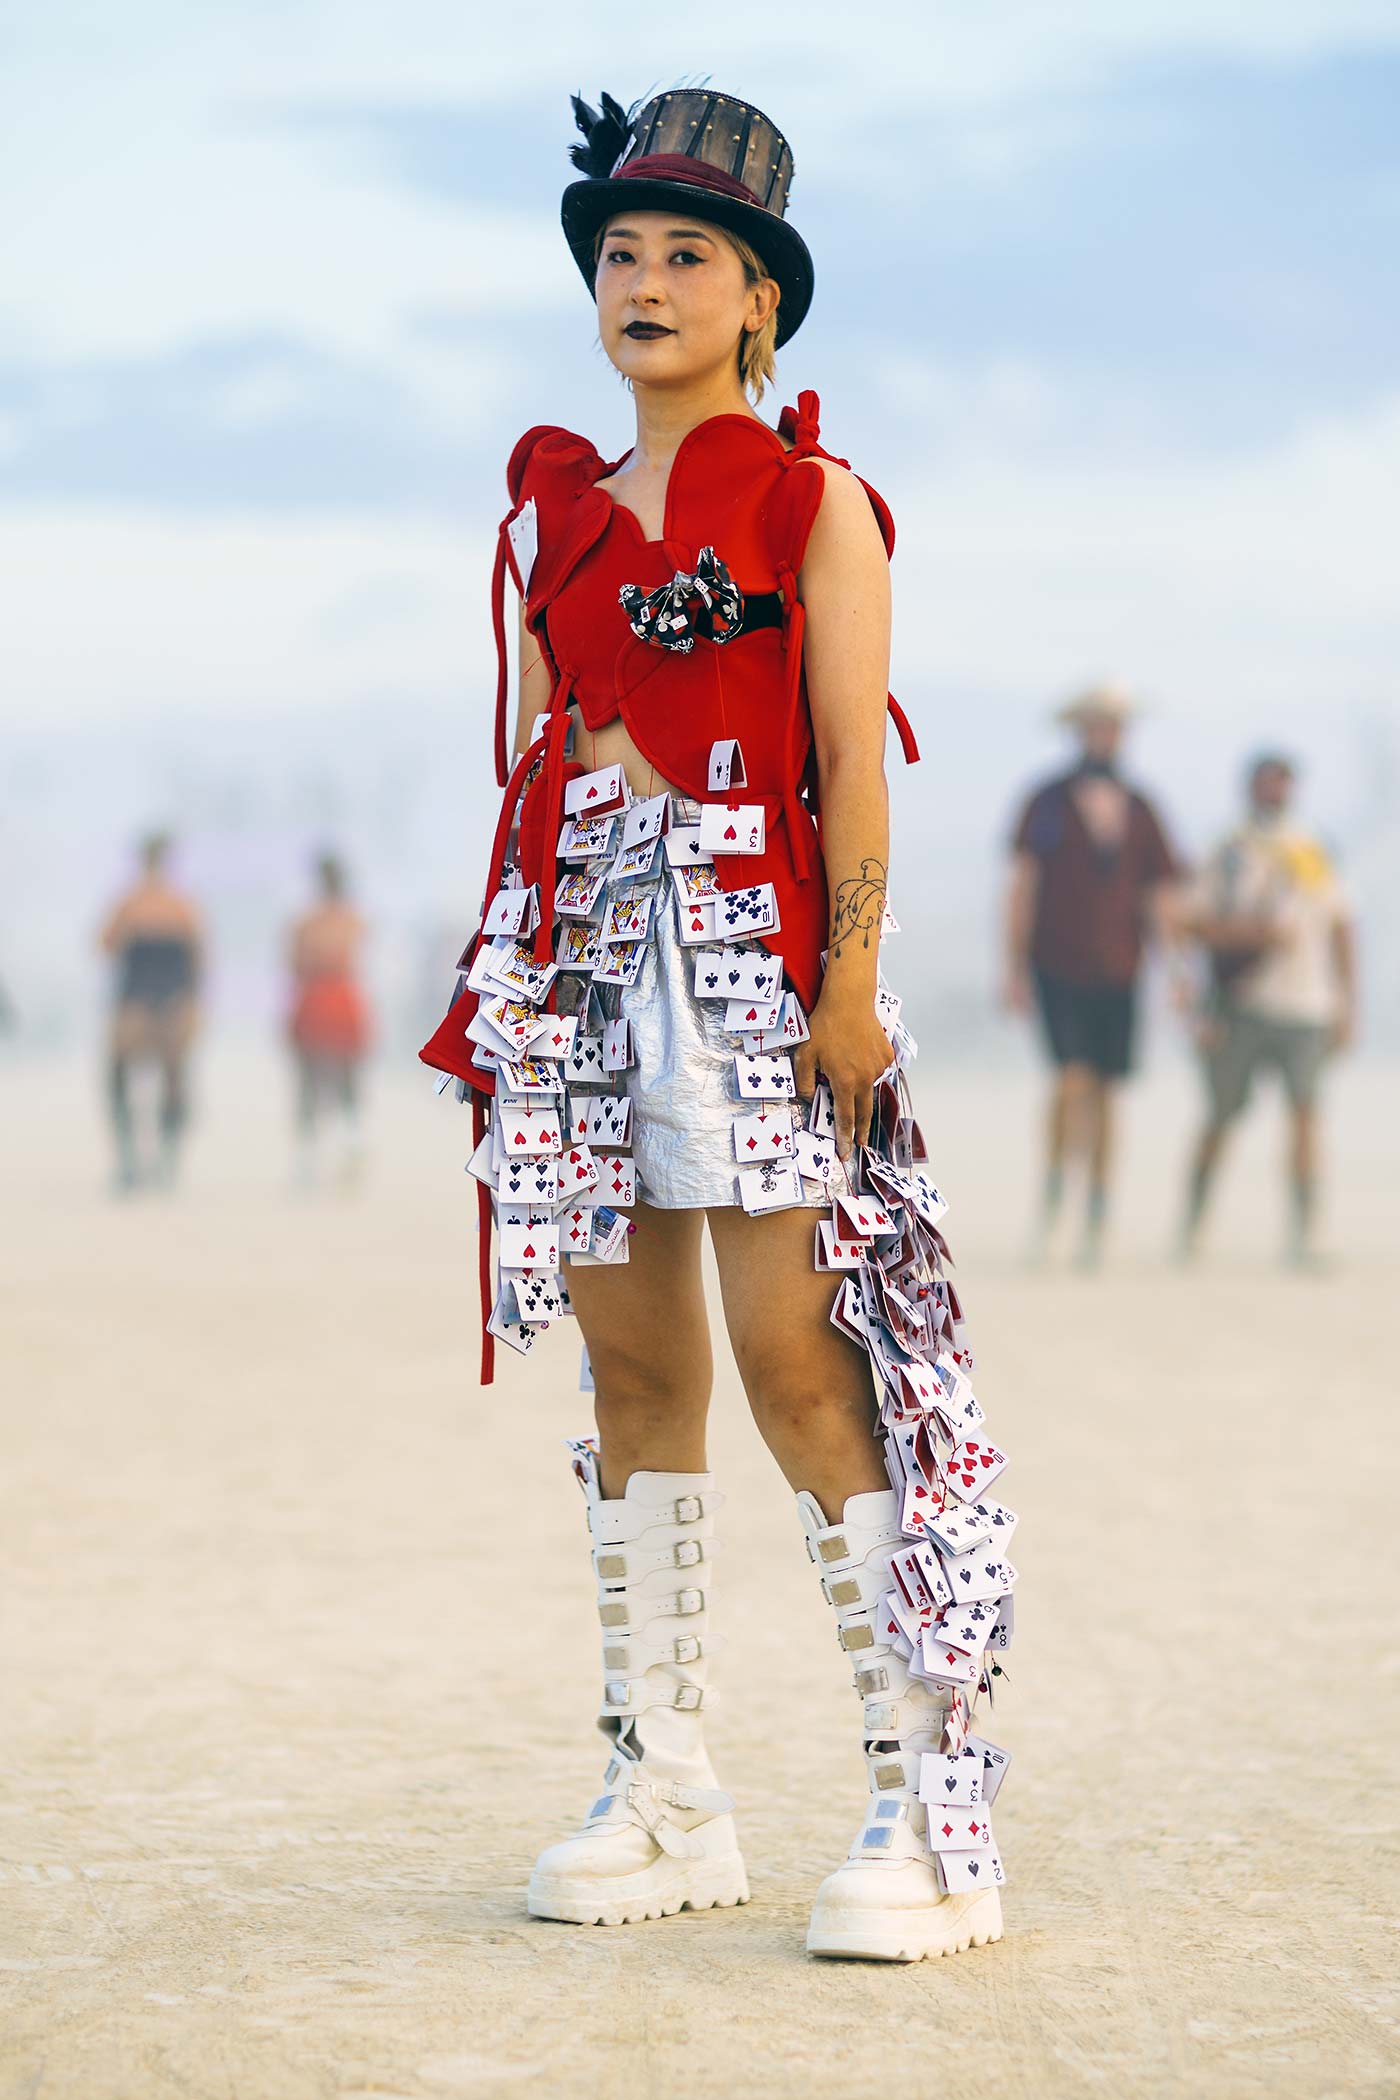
[887,691,921,765]
[775,563,815,883]
[528,705,576,965]
[490,521,512,789]
[472,1090,496,1385]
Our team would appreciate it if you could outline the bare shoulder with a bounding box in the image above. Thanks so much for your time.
[800,456,888,560]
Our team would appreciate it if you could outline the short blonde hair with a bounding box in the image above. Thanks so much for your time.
[592,221,781,402]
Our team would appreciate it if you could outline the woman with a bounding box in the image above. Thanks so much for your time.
[100,831,202,1192]
[422,87,1016,1963]
[288,852,372,1187]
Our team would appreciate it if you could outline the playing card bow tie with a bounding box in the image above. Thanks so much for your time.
[619,548,748,653]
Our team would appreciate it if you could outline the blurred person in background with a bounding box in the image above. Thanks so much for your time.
[1004,684,1180,1266]
[99,832,203,1192]
[1178,753,1357,1267]
[287,851,371,1188]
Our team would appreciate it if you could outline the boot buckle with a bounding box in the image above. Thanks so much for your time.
[671,1495,702,1524]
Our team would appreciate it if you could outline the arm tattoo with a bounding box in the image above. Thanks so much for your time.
[831,857,887,959]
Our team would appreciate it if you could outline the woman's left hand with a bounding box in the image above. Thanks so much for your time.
[794,985,895,1161]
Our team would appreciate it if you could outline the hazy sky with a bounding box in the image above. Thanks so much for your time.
[3,2,1397,1034]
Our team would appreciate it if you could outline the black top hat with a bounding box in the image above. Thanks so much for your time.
[560,88,814,349]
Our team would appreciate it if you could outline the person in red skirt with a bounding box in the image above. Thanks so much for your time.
[423,88,1017,1961]
[288,851,372,1187]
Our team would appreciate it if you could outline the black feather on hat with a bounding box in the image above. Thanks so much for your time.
[559,87,814,348]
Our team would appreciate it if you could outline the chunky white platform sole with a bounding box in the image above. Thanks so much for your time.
[807,1886,1002,1963]
[528,1848,750,1927]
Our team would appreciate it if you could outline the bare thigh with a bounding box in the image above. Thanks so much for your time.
[707,1205,881,1441]
[564,1202,712,1496]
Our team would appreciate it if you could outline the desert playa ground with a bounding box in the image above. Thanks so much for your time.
[3,1046,1398,2100]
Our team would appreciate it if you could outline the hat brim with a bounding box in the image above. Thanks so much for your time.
[561,177,814,349]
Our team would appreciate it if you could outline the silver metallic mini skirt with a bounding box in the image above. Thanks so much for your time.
[581,795,826,1211]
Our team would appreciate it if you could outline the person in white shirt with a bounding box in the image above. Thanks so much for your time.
[1179,753,1357,1263]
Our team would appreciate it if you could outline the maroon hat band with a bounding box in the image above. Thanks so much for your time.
[613,153,764,209]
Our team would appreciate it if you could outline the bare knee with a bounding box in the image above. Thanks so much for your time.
[588,1331,709,1444]
[740,1342,876,1449]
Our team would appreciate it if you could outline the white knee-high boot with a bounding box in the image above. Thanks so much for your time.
[527,1452,749,1927]
[798,1488,1004,1962]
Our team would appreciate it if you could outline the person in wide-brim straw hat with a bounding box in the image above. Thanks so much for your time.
[1054,680,1141,728]
[1005,676,1181,1265]
[420,81,1017,1965]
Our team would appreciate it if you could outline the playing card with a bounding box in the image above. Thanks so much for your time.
[525,1012,579,1063]
[496,1104,563,1157]
[963,1732,1013,1805]
[732,1110,796,1162]
[890,1543,952,1624]
[499,1057,564,1096]
[673,860,721,903]
[918,1749,985,1809]
[621,792,670,848]
[699,802,765,855]
[605,893,653,942]
[875,984,902,1033]
[487,1295,543,1356]
[778,992,810,1044]
[938,1544,1018,1604]
[732,1052,796,1101]
[482,885,540,938]
[497,1155,560,1205]
[476,998,551,1057]
[717,882,779,939]
[833,1193,896,1240]
[564,763,627,817]
[496,1211,559,1268]
[808,1082,836,1138]
[926,1802,994,1852]
[583,1205,630,1262]
[593,938,647,987]
[505,495,538,590]
[917,1630,979,1686]
[664,823,709,866]
[559,1204,594,1255]
[881,1587,928,1648]
[990,1596,1015,1651]
[554,864,611,919]
[675,896,718,945]
[925,1502,996,1557]
[466,1130,496,1185]
[563,1033,605,1084]
[707,737,747,791]
[612,832,663,881]
[558,1142,601,1195]
[554,922,601,974]
[935,1597,1001,1655]
[558,810,617,861]
[509,1270,570,1322]
[815,1220,868,1270]
[725,995,782,1034]
[593,1154,636,1205]
[692,950,782,1001]
[936,1848,1005,1895]
[602,1018,634,1072]
[944,1438,1009,1503]
[585,1095,632,1148]
[793,1130,837,1185]
[737,1161,806,1214]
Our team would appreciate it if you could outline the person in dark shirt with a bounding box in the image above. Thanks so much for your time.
[99,833,204,1192]
[1004,684,1180,1263]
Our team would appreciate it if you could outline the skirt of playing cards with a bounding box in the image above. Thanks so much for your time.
[463,773,1016,1876]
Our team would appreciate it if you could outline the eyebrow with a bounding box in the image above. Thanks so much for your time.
[603,225,717,243]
